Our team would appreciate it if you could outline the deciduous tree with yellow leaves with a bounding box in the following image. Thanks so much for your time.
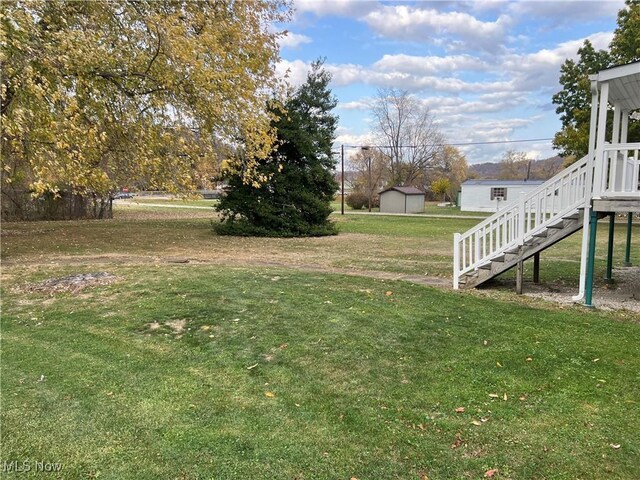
[1,0,290,219]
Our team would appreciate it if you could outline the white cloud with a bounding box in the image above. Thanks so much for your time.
[507,0,622,25]
[275,59,310,86]
[278,28,616,115]
[467,0,511,13]
[324,61,513,93]
[363,5,513,52]
[294,0,380,18]
[337,100,370,110]
[278,31,312,49]
[373,54,488,75]
[501,31,615,91]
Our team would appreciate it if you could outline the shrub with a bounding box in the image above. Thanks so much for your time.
[346,191,379,210]
[346,191,366,209]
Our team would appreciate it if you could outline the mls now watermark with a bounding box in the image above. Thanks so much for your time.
[1,460,63,473]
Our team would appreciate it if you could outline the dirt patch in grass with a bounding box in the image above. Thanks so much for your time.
[18,272,119,294]
[143,319,188,336]
[165,319,187,334]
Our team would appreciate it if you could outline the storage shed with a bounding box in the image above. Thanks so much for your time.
[460,179,544,212]
[379,186,425,214]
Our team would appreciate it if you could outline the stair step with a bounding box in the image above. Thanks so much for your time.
[547,222,565,229]
[492,255,506,263]
[562,213,580,221]
[465,270,479,278]
[478,263,492,270]
[533,231,548,238]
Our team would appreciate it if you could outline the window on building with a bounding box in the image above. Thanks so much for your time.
[490,187,507,200]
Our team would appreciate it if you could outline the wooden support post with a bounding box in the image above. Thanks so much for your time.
[516,260,524,295]
[604,213,615,283]
[624,212,633,267]
[533,252,540,284]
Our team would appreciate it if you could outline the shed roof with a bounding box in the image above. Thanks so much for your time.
[462,179,545,186]
[379,186,425,195]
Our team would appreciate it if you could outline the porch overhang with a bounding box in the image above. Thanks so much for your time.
[589,61,640,112]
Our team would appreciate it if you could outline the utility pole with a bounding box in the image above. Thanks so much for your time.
[341,144,345,215]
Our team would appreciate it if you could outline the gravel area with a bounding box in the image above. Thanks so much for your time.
[524,266,640,314]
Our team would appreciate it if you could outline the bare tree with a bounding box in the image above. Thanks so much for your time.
[498,150,529,180]
[370,88,445,186]
[350,147,389,211]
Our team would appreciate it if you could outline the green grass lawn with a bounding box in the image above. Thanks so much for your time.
[2,265,639,479]
[127,197,218,208]
[331,199,490,217]
[2,207,639,478]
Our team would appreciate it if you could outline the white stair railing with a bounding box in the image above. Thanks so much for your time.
[453,154,591,289]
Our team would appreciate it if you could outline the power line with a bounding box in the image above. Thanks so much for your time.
[443,138,554,147]
[338,137,554,149]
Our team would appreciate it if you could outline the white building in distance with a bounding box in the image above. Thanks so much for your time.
[460,180,544,212]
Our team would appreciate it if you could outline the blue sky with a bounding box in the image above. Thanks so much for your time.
[275,0,625,164]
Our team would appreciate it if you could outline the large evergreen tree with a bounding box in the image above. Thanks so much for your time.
[215,61,338,237]
[552,0,640,161]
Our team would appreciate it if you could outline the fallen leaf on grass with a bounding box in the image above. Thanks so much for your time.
[503,393,508,401]
[385,291,393,296]
[610,444,621,449]
[496,362,502,367]
[265,391,276,398]
[484,469,498,477]
[450,433,464,449]
[526,357,533,362]
[246,363,258,370]
[471,420,482,426]
[455,407,465,413]
[488,393,499,398]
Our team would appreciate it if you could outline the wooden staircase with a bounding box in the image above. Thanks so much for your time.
[454,142,638,291]
[453,154,593,290]
[457,209,605,288]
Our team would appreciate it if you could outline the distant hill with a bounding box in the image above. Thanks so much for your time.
[468,155,564,181]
